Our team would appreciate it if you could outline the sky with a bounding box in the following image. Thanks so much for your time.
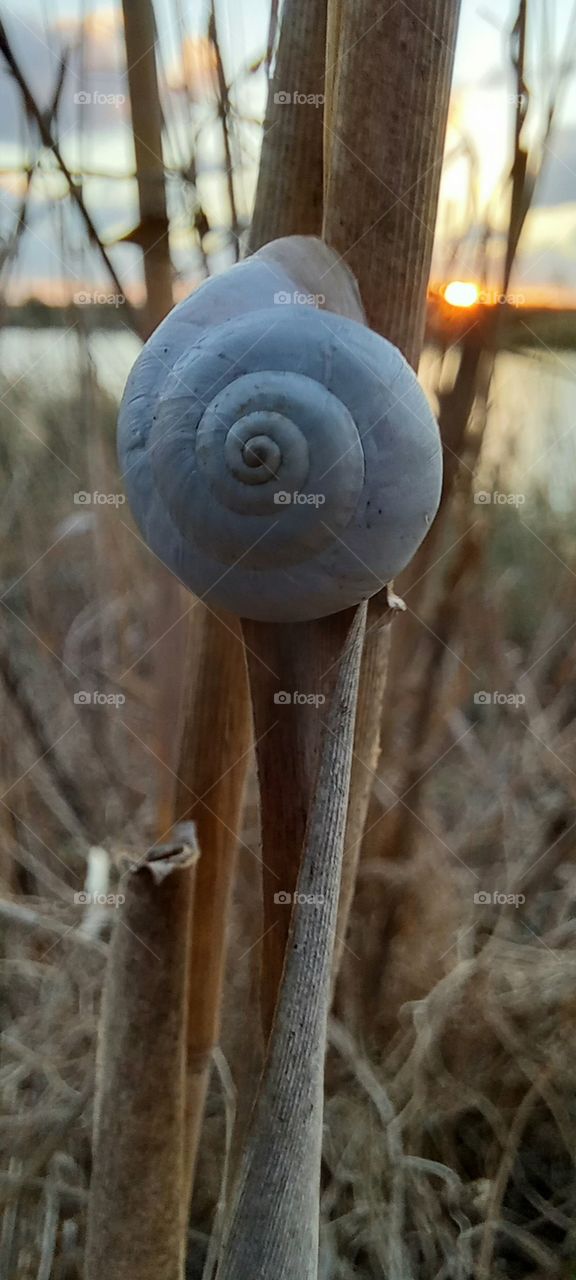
[0,0,575,306]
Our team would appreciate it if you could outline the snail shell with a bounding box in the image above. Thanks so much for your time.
[118,237,442,622]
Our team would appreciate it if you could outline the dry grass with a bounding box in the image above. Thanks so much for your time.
[2,808,575,1278]
[1,364,576,1278]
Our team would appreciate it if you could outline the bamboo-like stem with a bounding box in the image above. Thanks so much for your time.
[324,0,461,363]
[209,3,240,256]
[121,0,181,828]
[85,834,197,1280]
[323,0,461,967]
[121,1,248,1220]
[217,604,366,1280]
[242,617,345,1039]
[333,592,396,973]
[121,0,173,336]
[382,1,548,793]
[173,0,329,1205]
[85,15,197,1273]
[247,0,327,251]
[167,0,329,1200]
[170,610,252,1198]
[228,0,334,1137]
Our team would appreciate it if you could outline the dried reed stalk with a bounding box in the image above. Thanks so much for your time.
[240,235,365,1038]
[247,0,327,250]
[323,0,462,965]
[217,604,366,1279]
[324,0,461,362]
[333,592,397,973]
[85,14,200,1273]
[209,2,240,255]
[171,611,252,1196]
[121,0,173,335]
[85,833,198,1280]
[236,0,334,1074]
[242,616,344,1038]
[160,0,339,1204]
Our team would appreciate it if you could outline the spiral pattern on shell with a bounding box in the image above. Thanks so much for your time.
[119,291,442,622]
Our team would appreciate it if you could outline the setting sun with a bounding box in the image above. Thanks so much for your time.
[444,280,480,308]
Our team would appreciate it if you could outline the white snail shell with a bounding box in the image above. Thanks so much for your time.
[118,237,442,622]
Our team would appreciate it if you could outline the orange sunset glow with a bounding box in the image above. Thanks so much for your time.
[443,280,480,308]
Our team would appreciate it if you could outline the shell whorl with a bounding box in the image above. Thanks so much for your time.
[119,275,442,622]
[149,324,366,573]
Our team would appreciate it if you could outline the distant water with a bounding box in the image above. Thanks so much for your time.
[0,327,141,402]
[1,327,575,509]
